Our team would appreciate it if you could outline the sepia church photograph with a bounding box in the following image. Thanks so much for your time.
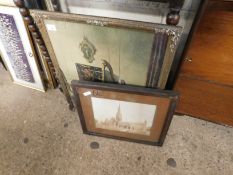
[91,97,157,136]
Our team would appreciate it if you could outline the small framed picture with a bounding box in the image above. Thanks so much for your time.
[71,81,179,146]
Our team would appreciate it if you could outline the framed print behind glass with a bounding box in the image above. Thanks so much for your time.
[0,6,45,91]
[31,10,182,94]
[71,80,179,146]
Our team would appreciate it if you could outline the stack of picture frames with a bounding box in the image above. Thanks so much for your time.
[13,0,184,145]
[0,1,57,91]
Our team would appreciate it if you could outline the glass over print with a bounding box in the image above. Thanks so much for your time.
[44,19,154,86]
[71,81,179,145]
[92,97,157,136]
[31,10,182,98]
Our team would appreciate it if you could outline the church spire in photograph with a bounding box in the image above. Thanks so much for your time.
[116,104,122,122]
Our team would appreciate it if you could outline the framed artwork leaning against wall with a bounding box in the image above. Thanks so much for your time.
[0,6,45,91]
[31,10,181,96]
[71,81,179,146]
[44,0,170,22]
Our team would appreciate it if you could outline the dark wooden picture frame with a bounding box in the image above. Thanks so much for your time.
[72,81,179,146]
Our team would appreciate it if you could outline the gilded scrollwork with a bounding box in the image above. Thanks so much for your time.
[30,12,43,28]
[155,28,182,53]
[86,19,108,26]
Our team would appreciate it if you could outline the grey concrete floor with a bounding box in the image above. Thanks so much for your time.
[0,66,233,175]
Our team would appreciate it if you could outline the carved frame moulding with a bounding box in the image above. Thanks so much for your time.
[13,0,58,90]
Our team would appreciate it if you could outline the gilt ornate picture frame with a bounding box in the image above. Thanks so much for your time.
[0,6,45,91]
[71,81,179,146]
[31,10,181,95]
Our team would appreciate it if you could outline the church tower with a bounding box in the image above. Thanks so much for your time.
[116,104,122,122]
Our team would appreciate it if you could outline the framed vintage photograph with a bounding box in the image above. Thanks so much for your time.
[0,6,45,91]
[71,81,179,146]
[31,10,181,94]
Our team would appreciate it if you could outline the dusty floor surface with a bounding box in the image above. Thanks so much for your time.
[0,66,233,175]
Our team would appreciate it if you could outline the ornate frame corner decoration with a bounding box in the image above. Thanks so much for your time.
[155,27,182,53]
[86,19,108,27]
